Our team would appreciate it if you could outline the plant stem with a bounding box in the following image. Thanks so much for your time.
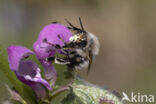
[48,81,73,102]
[51,86,70,98]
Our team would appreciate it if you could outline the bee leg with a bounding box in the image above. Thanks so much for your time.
[54,57,70,65]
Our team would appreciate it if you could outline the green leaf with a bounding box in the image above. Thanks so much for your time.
[62,77,123,104]
[62,89,93,104]
[62,92,85,104]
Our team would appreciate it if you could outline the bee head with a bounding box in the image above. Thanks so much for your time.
[65,18,87,48]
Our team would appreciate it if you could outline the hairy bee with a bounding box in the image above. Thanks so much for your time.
[49,18,100,73]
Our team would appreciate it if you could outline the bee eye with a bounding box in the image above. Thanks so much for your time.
[81,40,87,46]
[68,42,75,48]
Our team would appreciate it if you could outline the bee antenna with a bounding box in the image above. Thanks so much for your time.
[79,17,84,31]
[65,19,75,28]
[65,18,85,34]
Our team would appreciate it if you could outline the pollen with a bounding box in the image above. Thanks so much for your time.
[70,35,81,42]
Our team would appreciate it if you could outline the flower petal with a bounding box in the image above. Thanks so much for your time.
[16,60,52,90]
[33,23,72,59]
[7,45,33,71]
[16,60,52,98]
[40,59,57,86]
[33,24,72,85]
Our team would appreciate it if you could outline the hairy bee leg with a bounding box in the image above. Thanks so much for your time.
[54,57,70,64]
[40,38,71,55]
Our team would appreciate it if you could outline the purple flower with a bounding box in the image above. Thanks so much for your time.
[7,45,52,98]
[7,23,72,98]
[33,24,72,86]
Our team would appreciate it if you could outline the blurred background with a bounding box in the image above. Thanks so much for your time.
[0,0,156,103]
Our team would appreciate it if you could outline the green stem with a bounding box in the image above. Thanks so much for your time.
[48,83,72,102]
[51,86,70,98]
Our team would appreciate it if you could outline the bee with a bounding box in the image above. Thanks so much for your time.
[48,18,100,73]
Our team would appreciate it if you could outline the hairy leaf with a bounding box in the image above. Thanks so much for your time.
[62,77,123,104]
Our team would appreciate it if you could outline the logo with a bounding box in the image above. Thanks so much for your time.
[121,92,154,103]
